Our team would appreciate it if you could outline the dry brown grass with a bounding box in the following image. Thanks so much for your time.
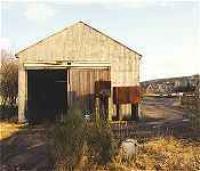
[109,137,200,171]
[1,122,199,170]
[0,122,23,140]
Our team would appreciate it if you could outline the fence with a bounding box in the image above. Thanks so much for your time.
[110,121,178,140]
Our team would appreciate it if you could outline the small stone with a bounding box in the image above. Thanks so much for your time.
[120,139,138,161]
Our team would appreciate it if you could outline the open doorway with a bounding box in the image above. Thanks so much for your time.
[27,70,66,122]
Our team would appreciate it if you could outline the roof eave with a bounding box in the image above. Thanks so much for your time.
[16,20,143,58]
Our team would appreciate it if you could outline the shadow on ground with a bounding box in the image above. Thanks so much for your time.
[0,124,52,171]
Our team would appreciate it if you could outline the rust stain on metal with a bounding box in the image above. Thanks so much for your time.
[95,81,111,97]
[113,86,141,104]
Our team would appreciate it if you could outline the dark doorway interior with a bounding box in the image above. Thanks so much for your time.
[27,70,66,122]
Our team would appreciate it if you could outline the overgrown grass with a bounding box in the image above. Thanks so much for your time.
[1,121,199,170]
[48,104,200,170]
[109,137,200,171]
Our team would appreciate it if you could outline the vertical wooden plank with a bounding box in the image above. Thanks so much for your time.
[68,67,111,116]
[76,69,80,102]
[79,69,83,109]
[66,69,70,107]
[84,70,88,111]
[92,69,96,112]
[108,97,112,121]
[18,69,27,123]
[72,69,75,104]
[70,68,73,107]
[83,70,87,112]
[86,69,89,112]
[89,69,95,113]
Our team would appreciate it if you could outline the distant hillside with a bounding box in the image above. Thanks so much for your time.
[142,75,190,85]
[141,74,199,96]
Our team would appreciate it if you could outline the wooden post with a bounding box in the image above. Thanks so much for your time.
[131,104,139,121]
[108,97,112,121]
[95,97,100,123]
[116,104,120,121]
[18,68,27,123]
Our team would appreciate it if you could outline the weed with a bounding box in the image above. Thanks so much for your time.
[86,120,117,166]
[49,104,86,171]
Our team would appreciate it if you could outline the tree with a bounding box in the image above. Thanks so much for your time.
[0,50,18,106]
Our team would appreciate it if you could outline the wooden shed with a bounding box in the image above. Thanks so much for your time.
[16,21,142,123]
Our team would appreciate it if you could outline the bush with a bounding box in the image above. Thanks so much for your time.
[86,121,116,165]
[49,104,86,170]
[0,51,18,106]
[49,105,117,169]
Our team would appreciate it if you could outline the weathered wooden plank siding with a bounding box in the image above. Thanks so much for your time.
[18,22,140,86]
[68,68,111,113]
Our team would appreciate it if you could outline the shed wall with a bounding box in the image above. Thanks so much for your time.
[17,22,140,86]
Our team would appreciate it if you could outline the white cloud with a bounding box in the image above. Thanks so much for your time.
[1,1,14,10]
[24,3,56,23]
[51,0,195,8]
[65,0,149,9]
[15,0,148,11]
[0,38,11,50]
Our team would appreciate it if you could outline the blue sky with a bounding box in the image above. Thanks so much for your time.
[0,0,199,81]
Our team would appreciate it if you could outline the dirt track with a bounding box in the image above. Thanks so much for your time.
[142,97,187,123]
[138,97,200,139]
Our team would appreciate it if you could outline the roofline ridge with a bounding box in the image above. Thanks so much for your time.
[16,20,142,58]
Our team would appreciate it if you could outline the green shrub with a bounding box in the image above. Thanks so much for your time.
[86,121,116,165]
[49,104,86,170]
